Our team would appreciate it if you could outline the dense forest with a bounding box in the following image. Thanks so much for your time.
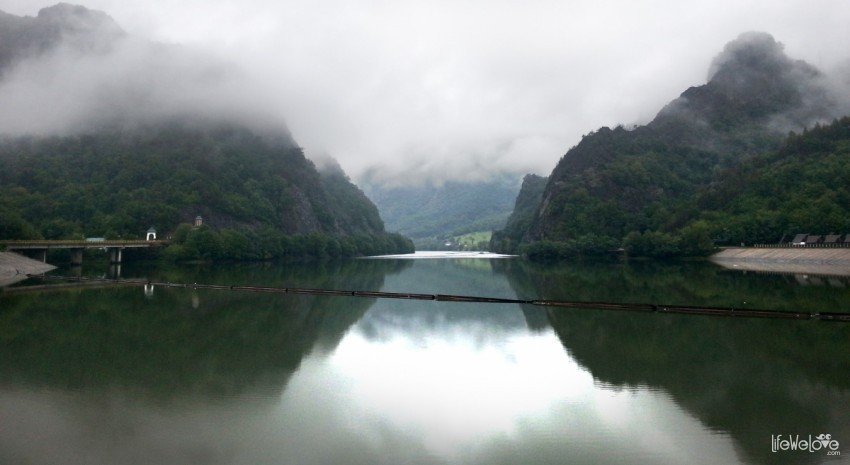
[494,32,849,259]
[0,122,413,259]
[683,116,850,245]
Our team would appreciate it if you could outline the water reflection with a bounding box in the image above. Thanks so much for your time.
[1,257,848,464]
[0,259,410,398]
[300,258,744,464]
[495,259,850,465]
[493,259,850,312]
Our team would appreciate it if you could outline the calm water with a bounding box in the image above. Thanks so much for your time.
[1,255,849,465]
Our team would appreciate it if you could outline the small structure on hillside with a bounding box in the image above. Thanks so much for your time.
[194,215,203,228]
[146,227,157,241]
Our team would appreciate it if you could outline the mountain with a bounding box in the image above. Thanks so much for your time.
[0,5,413,259]
[490,174,547,253]
[316,158,386,236]
[500,32,842,257]
[361,173,521,246]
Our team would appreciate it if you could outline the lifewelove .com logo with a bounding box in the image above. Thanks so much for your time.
[771,434,840,456]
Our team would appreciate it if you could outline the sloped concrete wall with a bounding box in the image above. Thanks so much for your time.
[0,252,57,287]
[711,247,850,276]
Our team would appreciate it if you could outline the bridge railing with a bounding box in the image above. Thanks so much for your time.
[0,240,168,247]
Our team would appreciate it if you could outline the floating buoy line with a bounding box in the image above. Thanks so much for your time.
[18,274,850,322]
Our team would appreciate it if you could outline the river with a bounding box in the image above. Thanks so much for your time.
[0,254,848,464]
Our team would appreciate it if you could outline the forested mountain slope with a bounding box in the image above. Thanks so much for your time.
[502,32,844,257]
[688,116,850,245]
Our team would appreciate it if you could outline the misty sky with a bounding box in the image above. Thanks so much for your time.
[2,0,850,184]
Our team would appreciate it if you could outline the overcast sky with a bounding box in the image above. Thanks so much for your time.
[2,0,850,184]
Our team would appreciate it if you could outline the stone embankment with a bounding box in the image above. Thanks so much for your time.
[711,247,850,276]
[0,251,56,287]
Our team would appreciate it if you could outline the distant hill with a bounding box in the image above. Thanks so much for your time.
[500,32,845,258]
[0,4,412,259]
[361,174,522,245]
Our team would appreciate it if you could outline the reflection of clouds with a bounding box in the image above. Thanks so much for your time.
[314,326,744,464]
[357,301,529,344]
[328,330,588,457]
[357,258,535,342]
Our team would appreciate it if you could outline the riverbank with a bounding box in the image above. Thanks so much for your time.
[0,251,57,286]
[711,247,850,276]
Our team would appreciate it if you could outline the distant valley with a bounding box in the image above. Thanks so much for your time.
[361,173,523,249]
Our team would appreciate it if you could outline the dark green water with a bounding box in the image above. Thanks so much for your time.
[0,255,848,464]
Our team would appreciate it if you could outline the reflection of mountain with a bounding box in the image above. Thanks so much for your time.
[493,259,850,312]
[497,259,850,465]
[0,259,409,398]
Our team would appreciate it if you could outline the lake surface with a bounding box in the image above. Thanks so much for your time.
[1,254,848,464]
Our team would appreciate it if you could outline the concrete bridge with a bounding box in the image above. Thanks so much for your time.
[0,240,168,265]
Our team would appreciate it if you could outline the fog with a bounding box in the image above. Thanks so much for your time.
[1,0,850,185]
[0,6,291,138]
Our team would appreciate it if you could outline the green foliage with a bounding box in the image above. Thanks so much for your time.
[163,225,413,262]
[0,205,42,240]
[676,221,716,256]
[686,117,850,244]
[519,115,850,259]
[623,231,680,258]
[0,122,392,240]
[320,170,385,235]
[521,234,619,260]
[0,121,416,259]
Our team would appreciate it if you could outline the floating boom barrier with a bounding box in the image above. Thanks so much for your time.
[18,274,850,322]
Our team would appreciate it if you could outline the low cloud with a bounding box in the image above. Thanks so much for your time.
[2,0,850,185]
[0,37,290,137]
[0,5,291,139]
